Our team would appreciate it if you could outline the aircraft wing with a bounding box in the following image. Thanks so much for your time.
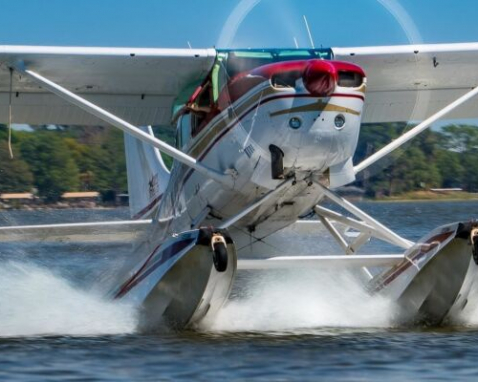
[2,43,478,127]
[0,219,152,243]
[332,42,478,122]
[0,46,216,126]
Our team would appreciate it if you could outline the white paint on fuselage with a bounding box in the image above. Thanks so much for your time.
[155,80,365,241]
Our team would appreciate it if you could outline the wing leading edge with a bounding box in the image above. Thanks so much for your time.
[0,46,216,126]
[333,42,478,122]
[1,43,478,126]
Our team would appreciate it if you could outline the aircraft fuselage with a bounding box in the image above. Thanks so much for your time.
[159,57,366,244]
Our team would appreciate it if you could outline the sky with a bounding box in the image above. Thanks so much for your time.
[0,0,477,49]
[1,0,478,131]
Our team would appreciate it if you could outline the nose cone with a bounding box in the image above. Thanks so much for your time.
[302,60,336,97]
[302,60,366,97]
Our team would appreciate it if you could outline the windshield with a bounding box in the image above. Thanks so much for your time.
[218,48,332,76]
[213,48,333,101]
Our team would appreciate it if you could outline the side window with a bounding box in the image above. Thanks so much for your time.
[174,78,217,147]
[197,84,212,109]
[176,114,192,149]
[189,82,213,137]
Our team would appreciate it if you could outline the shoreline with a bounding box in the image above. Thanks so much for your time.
[2,193,478,211]
[0,203,127,211]
[370,191,478,203]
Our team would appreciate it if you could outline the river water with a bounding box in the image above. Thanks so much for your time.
[1,201,478,381]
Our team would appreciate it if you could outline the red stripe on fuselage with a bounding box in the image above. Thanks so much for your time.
[114,237,195,299]
[133,194,163,220]
[181,92,364,187]
[114,243,162,299]
[372,231,455,292]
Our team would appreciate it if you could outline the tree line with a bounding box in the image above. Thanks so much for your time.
[0,126,125,201]
[0,123,477,201]
[353,123,478,197]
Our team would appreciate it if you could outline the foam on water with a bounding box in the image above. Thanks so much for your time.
[0,259,397,337]
[0,261,138,337]
[204,269,397,332]
[207,267,478,332]
[4,257,478,337]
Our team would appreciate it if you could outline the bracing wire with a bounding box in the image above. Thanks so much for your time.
[8,67,14,159]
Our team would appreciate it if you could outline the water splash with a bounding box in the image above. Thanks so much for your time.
[0,261,138,337]
[203,269,396,332]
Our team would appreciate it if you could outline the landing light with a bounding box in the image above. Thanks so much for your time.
[334,114,346,129]
[289,117,302,129]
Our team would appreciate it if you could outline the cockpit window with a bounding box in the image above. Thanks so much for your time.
[218,48,333,79]
[173,48,334,144]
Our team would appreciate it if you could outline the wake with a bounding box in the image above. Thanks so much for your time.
[204,267,478,333]
[2,260,478,337]
[0,261,137,337]
[202,269,397,332]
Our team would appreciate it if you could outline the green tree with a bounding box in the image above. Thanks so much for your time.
[99,128,128,196]
[63,128,128,196]
[64,137,110,191]
[153,125,175,169]
[438,124,478,191]
[355,123,441,196]
[435,150,465,188]
[438,124,478,152]
[0,143,34,193]
[20,132,80,201]
[460,150,478,192]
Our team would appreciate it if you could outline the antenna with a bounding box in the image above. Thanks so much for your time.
[187,41,192,49]
[303,15,315,49]
[293,37,299,49]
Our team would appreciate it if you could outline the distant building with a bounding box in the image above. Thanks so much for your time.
[61,191,100,207]
[61,191,100,200]
[430,188,463,193]
[0,193,37,207]
[0,193,35,201]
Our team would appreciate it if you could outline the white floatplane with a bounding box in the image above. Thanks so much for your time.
[1,43,478,328]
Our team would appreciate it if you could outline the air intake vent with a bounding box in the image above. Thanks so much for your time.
[338,71,363,88]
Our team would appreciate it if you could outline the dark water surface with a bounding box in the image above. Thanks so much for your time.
[1,202,478,381]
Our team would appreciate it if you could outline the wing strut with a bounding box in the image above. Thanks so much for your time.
[238,254,405,270]
[314,181,414,250]
[218,178,294,229]
[14,65,234,188]
[354,85,478,174]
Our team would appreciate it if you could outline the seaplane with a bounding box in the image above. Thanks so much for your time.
[1,42,478,329]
